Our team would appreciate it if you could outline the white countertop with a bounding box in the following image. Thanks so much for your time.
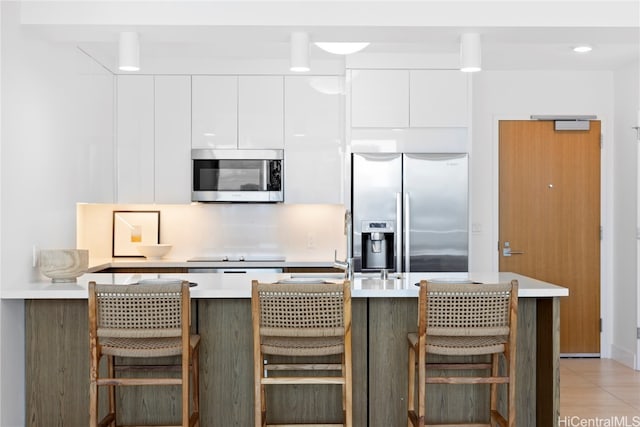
[1,271,568,300]
[86,258,335,272]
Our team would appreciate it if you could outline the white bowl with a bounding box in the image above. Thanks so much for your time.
[39,249,89,283]
[136,244,172,260]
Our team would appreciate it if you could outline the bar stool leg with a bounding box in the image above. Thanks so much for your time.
[254,354,264,427]
[407,344,415,427]
[341,353,347,420]
[490,353,499,421]
[345,353,353,427]
[192,346,200,426]
[508,350,516,427]
[89,372,98,427]
[107,355,116,426]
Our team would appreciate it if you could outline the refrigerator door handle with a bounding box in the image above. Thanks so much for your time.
[396,192,402,273]
[404,192,410,273]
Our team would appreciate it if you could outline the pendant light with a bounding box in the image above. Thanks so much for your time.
[460,33,481,72]
[290,32,310,72]
[119,31,140,72]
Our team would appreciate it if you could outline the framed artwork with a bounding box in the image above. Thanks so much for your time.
[112,210,160,257]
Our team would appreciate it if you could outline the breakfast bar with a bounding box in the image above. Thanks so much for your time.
[5,271,567,427]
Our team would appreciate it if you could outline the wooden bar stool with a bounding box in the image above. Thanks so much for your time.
[251,280,353,427]
[88,280,200,427]
[407,280,518,427]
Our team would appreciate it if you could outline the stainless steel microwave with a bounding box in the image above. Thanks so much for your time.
[191,149,284,202]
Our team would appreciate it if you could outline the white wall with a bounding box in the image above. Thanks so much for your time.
[612,59,639,369]
[470,70,615,357]
[0,3,4,424]
[0,3,114,424]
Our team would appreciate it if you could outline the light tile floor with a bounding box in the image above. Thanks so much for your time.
[560,358,640,423]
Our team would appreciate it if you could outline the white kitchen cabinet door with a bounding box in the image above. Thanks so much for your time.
[192,75,238,149]
[155,76,191,204]
[284,76,344,204]
[410,70,469,127]
[238,76,284,148]
[116,75,154,203]
[350,69,409,128]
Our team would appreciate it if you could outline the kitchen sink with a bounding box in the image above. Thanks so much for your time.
[356,272,402,279]
[358,277,401,289]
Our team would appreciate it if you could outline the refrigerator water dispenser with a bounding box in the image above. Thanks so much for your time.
[361,221,395,271]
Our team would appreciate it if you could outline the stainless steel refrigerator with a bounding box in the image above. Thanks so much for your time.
[352,152,468,272]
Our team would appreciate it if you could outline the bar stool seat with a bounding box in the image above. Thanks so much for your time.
[261,335,345,356]
[408,334,508,356]
[100,335,201,357]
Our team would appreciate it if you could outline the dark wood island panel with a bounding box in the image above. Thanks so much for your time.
[25,299,367,426]
[26,300,89,426]
[196,299,368,426]
[367,298,548,426]
[26,300,195,426]
[25,296,559,426]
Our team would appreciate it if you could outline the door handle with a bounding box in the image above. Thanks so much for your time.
[503,248,525,257]
[502,241,524,257]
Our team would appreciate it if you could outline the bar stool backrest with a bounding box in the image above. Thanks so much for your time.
[255,282,346,339]
[421,281,516,338]
[93,283,185,339]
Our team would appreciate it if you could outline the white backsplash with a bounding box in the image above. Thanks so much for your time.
[77,203,347,262]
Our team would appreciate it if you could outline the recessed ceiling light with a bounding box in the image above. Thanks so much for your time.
[573,45,593,53]
[314,42,370,55]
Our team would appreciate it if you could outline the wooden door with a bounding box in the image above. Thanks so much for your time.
[499,120,601,354]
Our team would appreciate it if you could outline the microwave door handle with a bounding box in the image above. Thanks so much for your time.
[396,192,402,273]
[261,160,267,190]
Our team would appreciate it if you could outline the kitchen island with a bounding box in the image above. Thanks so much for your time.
[5,272,567,427]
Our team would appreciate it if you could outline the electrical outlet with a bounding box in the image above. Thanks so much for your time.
[306,232,316,249]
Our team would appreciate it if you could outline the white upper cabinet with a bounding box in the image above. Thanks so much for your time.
[284,76,345,204]
[350,69,469,129]
[409,70,469,127]
[192,75,283,149]
[191,76,238,149]
[350,69,409,128]
[116,75,155,203]
[155,76,191,204]
[117,75,191,204]
[238,76,284,149]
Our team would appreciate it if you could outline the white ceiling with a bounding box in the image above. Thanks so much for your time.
[18,1,640,73]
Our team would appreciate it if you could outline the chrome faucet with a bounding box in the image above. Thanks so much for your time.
[334,250,353,280]
[334,210,354,280]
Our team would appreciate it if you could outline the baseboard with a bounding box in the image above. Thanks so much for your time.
[610,344,637,370]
